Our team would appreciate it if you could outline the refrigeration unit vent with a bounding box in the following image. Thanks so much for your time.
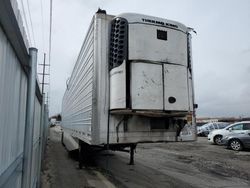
[109,17,128,70]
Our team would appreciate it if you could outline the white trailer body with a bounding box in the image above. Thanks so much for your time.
[62,12,196,148]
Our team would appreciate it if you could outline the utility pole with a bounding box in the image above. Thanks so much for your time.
[38,53,50,99]
[41,53,46,94]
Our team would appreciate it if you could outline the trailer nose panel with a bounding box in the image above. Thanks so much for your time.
[128,23,187,66]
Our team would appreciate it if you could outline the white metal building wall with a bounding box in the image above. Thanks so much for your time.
[0,25,28,184]
[0,27,46,188]
[0,1,48,187]
[30,97,42,188]
[33,98,42,144]
[1,170,22,188]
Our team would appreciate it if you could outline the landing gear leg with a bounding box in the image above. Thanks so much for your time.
[79,140,88,169]
[79,140,83,169]
[61,131,64,146]
[129,144,136,165]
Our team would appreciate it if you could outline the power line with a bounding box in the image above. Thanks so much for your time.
[40,0,45,52]
[49,0,53,65]
[47,0,53,108]
[26,0,36,46]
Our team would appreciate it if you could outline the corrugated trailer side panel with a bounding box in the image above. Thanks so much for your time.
[62,18,95,144]
[62,13,114,145]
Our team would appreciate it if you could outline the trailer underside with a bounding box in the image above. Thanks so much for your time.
[78,140,137,168]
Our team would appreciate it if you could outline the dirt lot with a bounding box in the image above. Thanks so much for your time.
[41,128,250,188]
[41,128,116,188]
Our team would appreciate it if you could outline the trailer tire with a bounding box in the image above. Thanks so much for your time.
[79,157,83,169]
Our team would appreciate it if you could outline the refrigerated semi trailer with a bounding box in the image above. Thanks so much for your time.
[61,10,197,166]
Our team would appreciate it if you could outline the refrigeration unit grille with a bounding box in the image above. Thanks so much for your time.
[109,17,128,70]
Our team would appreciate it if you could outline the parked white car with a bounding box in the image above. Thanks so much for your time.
[197,122,229,136]
[207,121,250,145]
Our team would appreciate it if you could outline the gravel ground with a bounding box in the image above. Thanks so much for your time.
[41,127,116,188]
[41,128,250,188]
[95,137,250,188]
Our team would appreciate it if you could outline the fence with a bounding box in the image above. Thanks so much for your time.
[0,0,48,187]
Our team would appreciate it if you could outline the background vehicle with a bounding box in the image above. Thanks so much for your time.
[221,131,250,151]
[208,121,250,145]
[197,122,229,136]
[61,11,197,166]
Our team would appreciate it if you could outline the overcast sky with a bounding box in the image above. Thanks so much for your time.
[17,0,250,117]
